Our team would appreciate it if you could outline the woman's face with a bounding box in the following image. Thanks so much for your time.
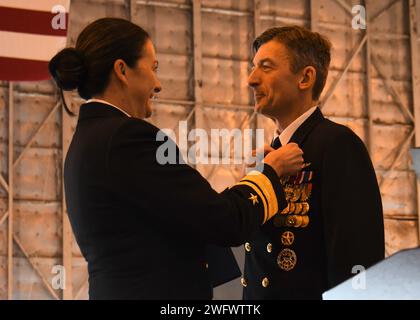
[126,39,161,119]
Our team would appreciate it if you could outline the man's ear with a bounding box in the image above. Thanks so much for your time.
[113,59,128,84]
[299,66,316,91]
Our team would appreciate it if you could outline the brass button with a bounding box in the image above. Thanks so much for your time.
[266,243,272,253]
[244,242,251,252]
[286,215,296,227]
[240,277,248,287]
[261,277,269,288]
[281,231,295,246]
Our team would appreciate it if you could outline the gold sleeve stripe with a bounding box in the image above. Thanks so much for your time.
[241,170,278,221]
[239,179,269,223]
[246,170,279,215]
[235,181,268,224]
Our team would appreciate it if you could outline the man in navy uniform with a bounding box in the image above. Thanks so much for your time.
[242,26,385,299]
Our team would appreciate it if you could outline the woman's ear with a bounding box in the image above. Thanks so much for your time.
[299,66,316,91]
[114,59,128,84]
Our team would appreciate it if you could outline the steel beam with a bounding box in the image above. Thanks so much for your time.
[321,35,368,108]
[13,235,60,300]
[379,129,415,188]
[365,0,374,153]
[7,82,14,299]
[192,0,205,171]
[409,0,420,242]
[370,0,401,22]
[371,56,415,123]
[13,102,60,169]
[334,0,353,16]
[61,102,73,300]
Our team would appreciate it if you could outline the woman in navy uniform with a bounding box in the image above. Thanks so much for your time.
[243,26,385,299]
[49,18,305,299]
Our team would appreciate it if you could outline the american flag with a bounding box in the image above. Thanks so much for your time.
[0,0,70,81]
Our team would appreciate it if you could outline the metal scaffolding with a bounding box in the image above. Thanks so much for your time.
[409,0,420,242]
[1,85,61,300]
[1,0,419,299]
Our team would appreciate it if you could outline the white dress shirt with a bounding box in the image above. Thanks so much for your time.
[86,98,132,117]
[278,106,317,146]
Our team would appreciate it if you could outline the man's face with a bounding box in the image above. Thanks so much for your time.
[248,40,301,119]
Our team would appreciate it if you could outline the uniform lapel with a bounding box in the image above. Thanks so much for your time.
[270,108,325,149]
[289,107,325,146]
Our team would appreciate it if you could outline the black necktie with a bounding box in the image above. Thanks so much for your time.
[271,136,282,149]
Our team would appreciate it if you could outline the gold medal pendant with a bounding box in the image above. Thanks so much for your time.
[293,215,303,227]
[294,202,303,215]
[301,202,310,215]
[277,248,297,271]
[301,215,310,228]
[288,203,296,214]
[281,231,295,246]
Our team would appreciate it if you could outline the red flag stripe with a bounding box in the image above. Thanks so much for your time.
[0,56,50,81]
[0,6,68,36]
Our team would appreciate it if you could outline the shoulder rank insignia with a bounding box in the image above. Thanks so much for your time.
[248,193,259,205]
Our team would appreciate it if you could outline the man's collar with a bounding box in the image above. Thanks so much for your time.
[271,107,325,149]
[289,107,325,146]
[278,106,317,146]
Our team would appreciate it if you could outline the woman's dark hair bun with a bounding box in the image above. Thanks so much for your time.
[49,47,86,91]
[48,18,150,111]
